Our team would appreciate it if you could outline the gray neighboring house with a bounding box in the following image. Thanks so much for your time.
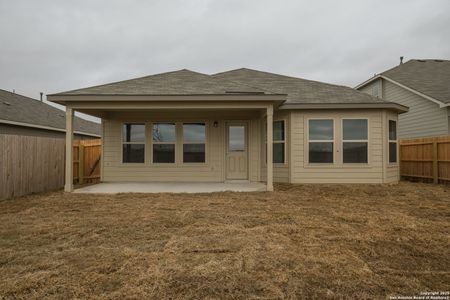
[356,59,450,139]
[0,89,100,139]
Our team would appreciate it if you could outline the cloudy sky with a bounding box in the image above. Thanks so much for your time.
[1,0,449,122]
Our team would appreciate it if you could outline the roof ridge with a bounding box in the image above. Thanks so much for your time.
[410,58,450,62]
[214,67,363,92]
[0,88,44,102]
[381,59,450,77]
[380,59,418,77]
[49,69,206,96]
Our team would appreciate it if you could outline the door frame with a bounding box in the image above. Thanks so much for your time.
[224,121,249,180]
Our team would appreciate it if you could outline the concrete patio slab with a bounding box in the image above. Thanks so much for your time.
[74,182,267,194]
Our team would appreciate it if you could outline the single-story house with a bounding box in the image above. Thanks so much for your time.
[0,89,101,139]
[47,68,408,192]
[356,59,450,139]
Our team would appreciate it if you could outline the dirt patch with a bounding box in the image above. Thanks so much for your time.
[0,182,449,299]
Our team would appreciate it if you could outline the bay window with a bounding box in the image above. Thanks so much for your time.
[273,120,285,163]
[308,119,334,163]
[389,120,397,163]
[342,119,368,163]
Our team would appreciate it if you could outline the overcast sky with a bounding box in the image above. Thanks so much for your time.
[1,0,449,122]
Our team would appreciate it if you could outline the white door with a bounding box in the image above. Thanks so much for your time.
[226,123,248,180]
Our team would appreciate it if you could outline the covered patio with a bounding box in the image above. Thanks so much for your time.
[49,98,284,193]
[46,70,289,192]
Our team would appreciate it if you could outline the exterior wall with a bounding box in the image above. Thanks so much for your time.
[260,111,290,183]
[359,79,449,138]
[359,78,382,98]
[0,123,98,140]
[102,111,263,182]
[289,109,398,183]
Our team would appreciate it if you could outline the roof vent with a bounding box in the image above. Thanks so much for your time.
[417,59,426,62]
[400,56,404,64]
[2,101,11,106]
[434,59,443,62]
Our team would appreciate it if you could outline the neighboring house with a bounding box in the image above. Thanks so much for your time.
[356,59,450,139]
[0,89,101,139]
[47,69,408,192]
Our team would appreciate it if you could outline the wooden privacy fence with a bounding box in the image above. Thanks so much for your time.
[73,139,101,184]
[0,134,65,200]
[1,134,101,200]
[400,136,450,184]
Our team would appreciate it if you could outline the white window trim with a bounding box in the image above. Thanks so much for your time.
[263,119,287,166]
[151,122,177,164]
[341,118,370,164]
[307,118,335,165]
[388,119,398,166]
[121,122,146,164]
[182,121,208,164]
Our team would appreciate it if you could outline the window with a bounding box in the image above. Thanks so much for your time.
[389,120,397,163]
[122,123,145,163]
[273,121,285,163]
[152,123,176,163]
[308,119,334,163]
[229,125,245,151]
[342,119,368,163]
[183,123,206,163]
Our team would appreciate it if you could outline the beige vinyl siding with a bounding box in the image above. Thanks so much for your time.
[260,111,290,183]
[290,109,389,183]
[101,108,399,184]
[102,111,262,183]
[360,79,449,138]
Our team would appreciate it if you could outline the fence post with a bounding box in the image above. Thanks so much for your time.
[78,144,84,185]
[432,141,438,184]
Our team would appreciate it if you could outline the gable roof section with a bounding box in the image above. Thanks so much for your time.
[213,68,391,105]
[383,59,450,104]
[48,68,407,112]
[356,59,450,106]
[0,89,101,136]
[51,69,271,96]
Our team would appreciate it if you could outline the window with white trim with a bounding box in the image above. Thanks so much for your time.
[122,123,145,163]
[389,120,397,163]
[308,119,334,163]
[273,120,285,163]
[183,123,206,163]
[342,119,368,163]
[152,123,176,163]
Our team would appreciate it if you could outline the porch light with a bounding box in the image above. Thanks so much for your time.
[213,121,219,128]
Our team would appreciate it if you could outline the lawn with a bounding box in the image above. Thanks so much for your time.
[0,182,449,299]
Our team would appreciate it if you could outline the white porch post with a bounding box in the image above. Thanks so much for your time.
[266,105,273,191]
[65,107,74,192]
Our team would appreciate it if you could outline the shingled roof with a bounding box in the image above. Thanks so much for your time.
[0,89,101,136]
[381,59,450,104]
[49,68,405,111]
[213,68,388,105]
[53,69,271,96]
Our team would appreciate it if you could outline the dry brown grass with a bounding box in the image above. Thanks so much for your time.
[0,182,449,299]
